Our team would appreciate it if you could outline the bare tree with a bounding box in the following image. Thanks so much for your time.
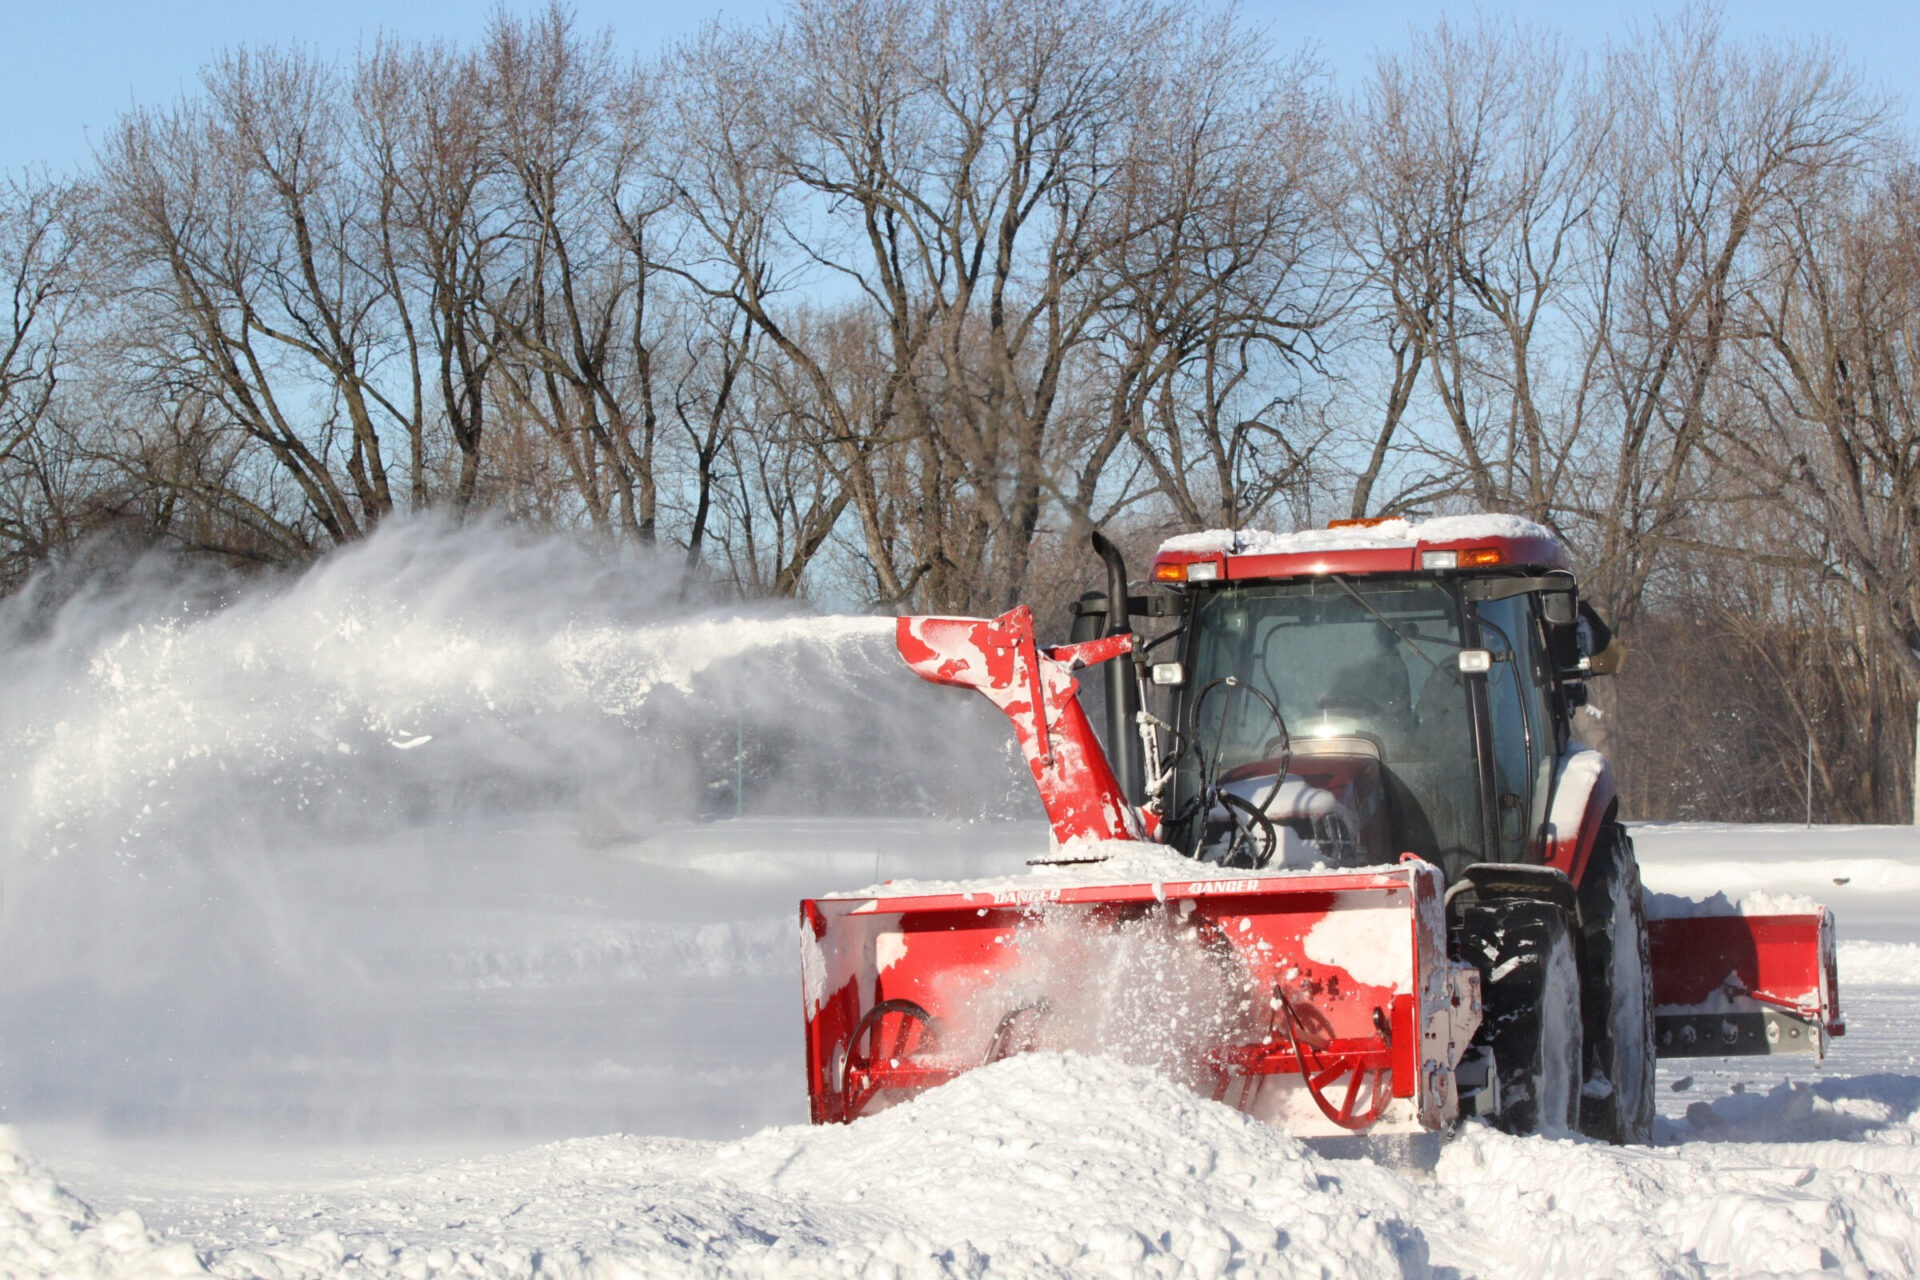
[0,175,93,585]
[669,0,1349,608]
[1734,161,1920,723]
[703,310,875,597]
[353,37,505,515]
[1340,17,1608,523]
[1573,11,1883,625]
[480,7,670,539]
[97,48,416,553]
[1077,23,1338,532]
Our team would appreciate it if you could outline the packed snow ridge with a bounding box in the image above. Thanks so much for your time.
[6,1053,1920,1279]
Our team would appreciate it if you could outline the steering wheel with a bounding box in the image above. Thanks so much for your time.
[1169,677,1290,869]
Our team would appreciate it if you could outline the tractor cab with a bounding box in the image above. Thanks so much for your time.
[1139,518,1589,882]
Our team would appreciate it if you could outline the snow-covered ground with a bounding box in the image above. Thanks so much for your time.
[0,525,1916,1278]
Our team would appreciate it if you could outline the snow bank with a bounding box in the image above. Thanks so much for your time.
[0,1127,203,1277]
[1839,940,1920,987]
[710,1053,1431,1278]
[13,1053,1920,1280]
[1435,1109,1920,1277]
[0,1059,1436,1279]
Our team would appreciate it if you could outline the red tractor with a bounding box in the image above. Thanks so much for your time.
[800,517,1841,1141]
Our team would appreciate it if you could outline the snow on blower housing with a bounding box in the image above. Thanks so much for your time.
[800,515,1843,1142]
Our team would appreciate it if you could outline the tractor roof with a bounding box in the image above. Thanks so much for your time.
[1150,514,1567,585]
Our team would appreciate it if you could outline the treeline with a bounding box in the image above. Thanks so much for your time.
[3,0,1917,823]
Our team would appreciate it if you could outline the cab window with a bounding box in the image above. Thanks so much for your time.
[1474,594,1556,859]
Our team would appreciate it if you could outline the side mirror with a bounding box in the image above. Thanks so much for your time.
[1543,589,1581,675]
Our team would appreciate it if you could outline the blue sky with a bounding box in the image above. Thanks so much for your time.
[5,0,1915,177]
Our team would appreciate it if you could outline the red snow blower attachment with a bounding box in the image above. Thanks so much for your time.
[805,604,1485,1137]
[801,860,1480,1133]
[895,609,1142,846]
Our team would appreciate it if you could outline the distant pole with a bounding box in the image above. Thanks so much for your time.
[1805,733,1813,829]
[1913,702,1920,826]
[735,712,745,819]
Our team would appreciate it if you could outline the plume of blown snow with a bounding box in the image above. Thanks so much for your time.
[0,518,1027,868]
[0,519,1032,1139]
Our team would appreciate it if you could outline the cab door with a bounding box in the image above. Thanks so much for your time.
[1473,594,1558,861]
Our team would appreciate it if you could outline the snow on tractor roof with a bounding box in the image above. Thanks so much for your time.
[1159,513,1556,558]
[1152,513,1567,581]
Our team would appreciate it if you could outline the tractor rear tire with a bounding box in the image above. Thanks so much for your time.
[1460,899,1584,1136]
[1576,825,1656,1144]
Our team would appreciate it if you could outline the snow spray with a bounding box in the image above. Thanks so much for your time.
[0,519,1030,1138]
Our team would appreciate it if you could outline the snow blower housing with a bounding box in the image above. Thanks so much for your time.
[800,516,1842,1142]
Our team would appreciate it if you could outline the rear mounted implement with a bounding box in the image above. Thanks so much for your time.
[1648,906,1843,1059]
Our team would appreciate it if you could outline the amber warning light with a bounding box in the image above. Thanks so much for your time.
[1420,547,1504,569]
[1154,560,1219,583]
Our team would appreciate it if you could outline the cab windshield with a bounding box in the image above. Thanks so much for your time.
[1172,577,1481,868]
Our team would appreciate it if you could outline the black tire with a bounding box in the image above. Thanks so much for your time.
[1459,899,1584,1136]
[1576,824,1656,1144]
